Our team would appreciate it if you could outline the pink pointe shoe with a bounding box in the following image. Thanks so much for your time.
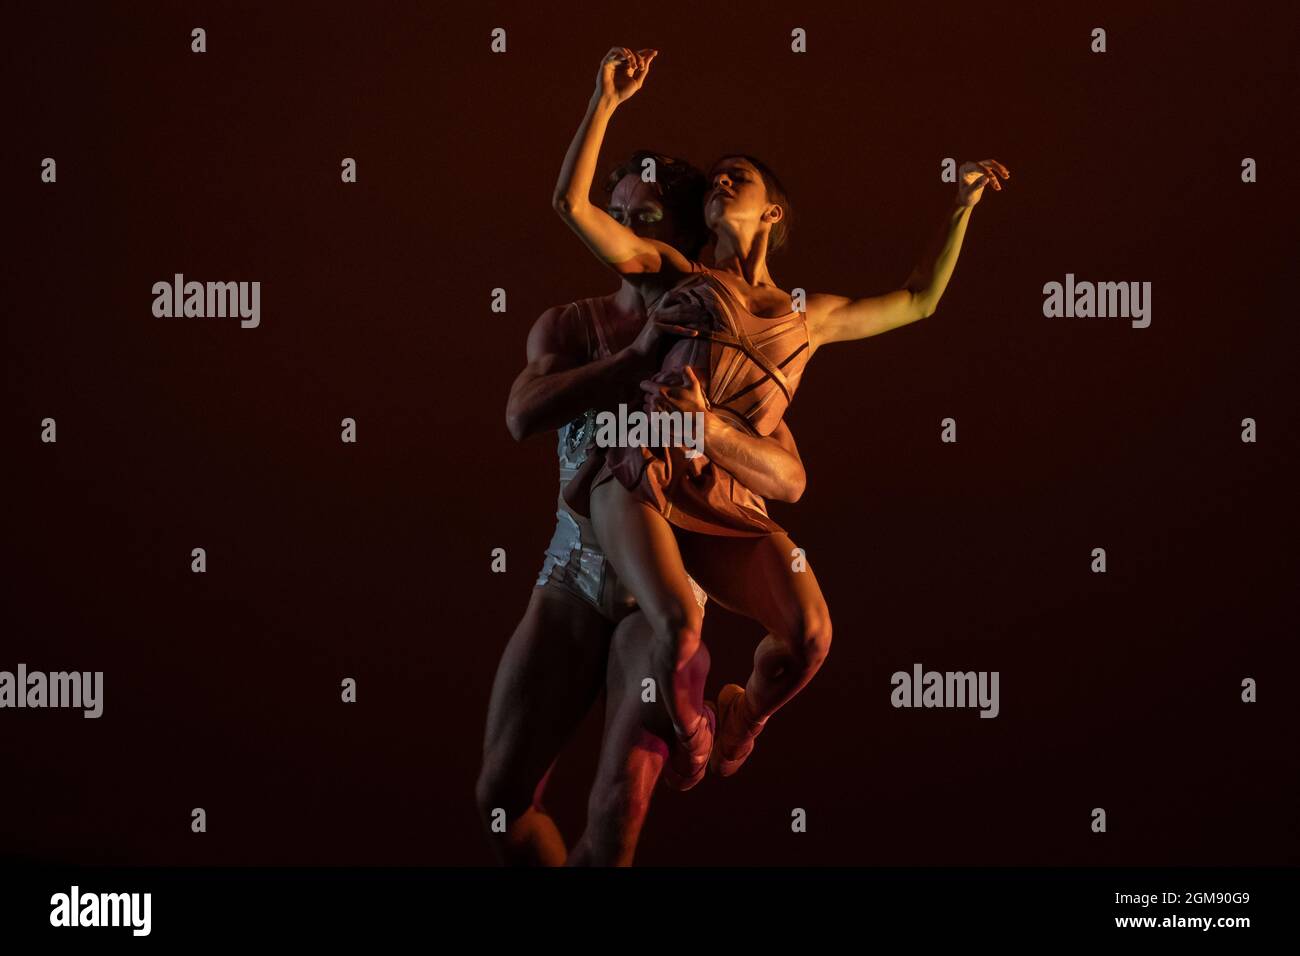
[661,703,717,792]
[710,684,767,777]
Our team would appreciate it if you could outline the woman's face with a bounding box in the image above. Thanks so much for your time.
[704,157,777,239]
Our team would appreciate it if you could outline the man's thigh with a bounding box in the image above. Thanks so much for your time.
[481,585,615,805]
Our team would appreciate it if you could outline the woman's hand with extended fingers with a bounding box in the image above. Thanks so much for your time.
[957,159,1011,207]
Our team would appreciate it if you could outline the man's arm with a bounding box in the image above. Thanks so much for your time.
[644,368,806,503]
[806,159,1009,350]
[703,417,805,503]
[506,304,661,441]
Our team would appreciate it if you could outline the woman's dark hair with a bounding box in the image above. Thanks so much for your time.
[710,154,793,254]
[604,151,710,258]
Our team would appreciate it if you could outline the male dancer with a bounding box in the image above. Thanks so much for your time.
[477,152,807,866]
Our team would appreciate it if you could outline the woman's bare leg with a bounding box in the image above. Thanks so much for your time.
[589,480,713,785]
[678,531,833,775]
[476,585,614,864]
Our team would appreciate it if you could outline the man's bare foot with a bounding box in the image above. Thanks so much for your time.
[710,684,766,777]
[661,703,716,791]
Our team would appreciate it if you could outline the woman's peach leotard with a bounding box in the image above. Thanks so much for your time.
[570,261,811,537]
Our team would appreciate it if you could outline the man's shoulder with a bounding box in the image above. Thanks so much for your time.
[525,300,586,357]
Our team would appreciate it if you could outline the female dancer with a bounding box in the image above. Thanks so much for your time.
[553,47,1010,787]
[482,151,809,864]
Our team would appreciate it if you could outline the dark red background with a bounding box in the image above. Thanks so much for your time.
[5,1,1297,865]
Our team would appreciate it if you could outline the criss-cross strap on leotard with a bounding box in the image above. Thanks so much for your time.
[671,269,811,439]
[572,262,812,537]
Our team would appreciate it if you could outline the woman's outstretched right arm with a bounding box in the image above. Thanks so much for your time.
[552,48,692,276]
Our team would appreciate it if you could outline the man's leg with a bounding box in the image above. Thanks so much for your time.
[568,611,710,866]
[476,585,613,865]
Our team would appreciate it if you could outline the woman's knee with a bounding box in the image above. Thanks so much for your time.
[784,599,833,669]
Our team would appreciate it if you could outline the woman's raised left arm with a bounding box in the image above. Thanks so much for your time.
[806,159,1010,349]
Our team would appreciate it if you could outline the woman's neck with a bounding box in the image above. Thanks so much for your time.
[711,231,775,288]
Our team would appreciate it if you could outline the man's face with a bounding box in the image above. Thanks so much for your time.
[608,174,676,244]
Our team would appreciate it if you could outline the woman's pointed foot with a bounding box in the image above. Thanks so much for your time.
[710,684,766,777]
